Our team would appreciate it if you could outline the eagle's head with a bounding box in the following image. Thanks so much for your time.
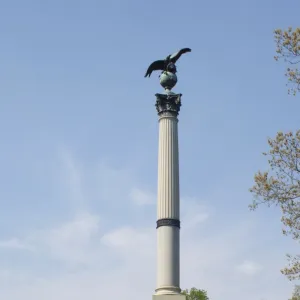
[165,54,171,62]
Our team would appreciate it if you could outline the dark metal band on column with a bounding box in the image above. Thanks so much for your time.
[156,218,180,229]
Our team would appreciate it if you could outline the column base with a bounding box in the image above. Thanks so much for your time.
[153,294,186,300]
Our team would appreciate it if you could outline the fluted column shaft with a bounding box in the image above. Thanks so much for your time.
[157,115,180,220]
[155,93,182,296]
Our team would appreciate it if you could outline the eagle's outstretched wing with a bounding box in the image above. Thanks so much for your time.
[144,60,165,77]
[169,48,191,63]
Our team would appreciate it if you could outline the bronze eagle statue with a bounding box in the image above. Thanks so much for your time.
[144,48,191,78]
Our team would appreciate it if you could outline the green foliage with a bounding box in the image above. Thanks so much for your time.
[250,131,300,280]
[251,27,300,300]
[181,287,209,300]
[290,285,300,300]
[274,27,300,95]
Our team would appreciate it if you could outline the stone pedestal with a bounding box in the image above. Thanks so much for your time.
[154,92,185,300]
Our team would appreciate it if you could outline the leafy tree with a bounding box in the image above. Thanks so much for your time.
[290,285,300,300]
[249,27,300,282]
[249,130,300,280]
[181,287,209,300]
[274,27,300,95]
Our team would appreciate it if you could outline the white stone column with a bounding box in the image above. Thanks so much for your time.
[153,93,185,300]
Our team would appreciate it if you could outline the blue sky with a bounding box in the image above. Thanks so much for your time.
[0,0,300,299]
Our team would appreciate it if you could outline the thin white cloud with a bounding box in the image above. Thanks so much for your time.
[181,196,210,230]
[129,187,156,205]
[0,238,33,251]
[101,225,155,259]
[0,152,295,300]
[58,147,88,213]
[0,212,101,266]
[0,210,294,300]
[0,214,292,300]
[37,212,101,265]
[236,260,263,276]
[182,212,209,229]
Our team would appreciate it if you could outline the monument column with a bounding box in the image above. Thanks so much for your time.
[153,72,186,300]
[144,48,191,300]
